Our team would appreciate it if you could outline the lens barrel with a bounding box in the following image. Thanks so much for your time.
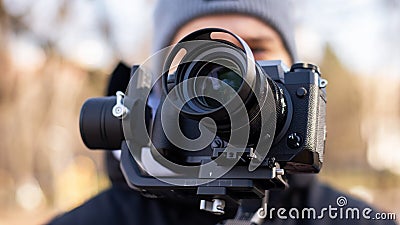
[163,28,288,146]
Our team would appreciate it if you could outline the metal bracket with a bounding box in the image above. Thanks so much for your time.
[112,91,129,119]
[200,199,225,215]
[319,78,328,88]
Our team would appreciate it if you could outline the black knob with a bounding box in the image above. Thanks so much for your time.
[290,63,320,74]
[287,133,302,149]
[296,87,308,97]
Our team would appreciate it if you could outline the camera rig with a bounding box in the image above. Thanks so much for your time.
[79,28,327,217]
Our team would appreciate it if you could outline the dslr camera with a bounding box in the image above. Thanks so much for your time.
[79,28,327,215]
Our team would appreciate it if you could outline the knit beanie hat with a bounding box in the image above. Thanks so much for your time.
[153,0,298,62]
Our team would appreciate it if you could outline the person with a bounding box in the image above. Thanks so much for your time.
[48,1,397,225]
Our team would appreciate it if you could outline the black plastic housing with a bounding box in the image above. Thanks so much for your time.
[79,96,123,150]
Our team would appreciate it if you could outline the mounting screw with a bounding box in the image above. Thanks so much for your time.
[287,133,302,149]
[200,199,225,215]
[211,138,224,148]
[276,168,285,176]
[267,157,276,169]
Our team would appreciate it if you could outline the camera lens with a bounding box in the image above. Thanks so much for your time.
[195,62,243,109]
[162,29,288,147]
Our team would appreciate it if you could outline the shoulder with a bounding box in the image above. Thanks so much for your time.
[47,184,145,225]
[306,180,397,225]
[47,184,226,225]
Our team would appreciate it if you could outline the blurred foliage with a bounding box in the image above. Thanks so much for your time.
[0,0,111,220]
[318,45,400,214]
[0,1,399,224]
[320,45,367,170]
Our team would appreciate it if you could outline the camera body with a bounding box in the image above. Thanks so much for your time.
[79,28,327,214]
[260,61,327,173]
[153,60,327,174]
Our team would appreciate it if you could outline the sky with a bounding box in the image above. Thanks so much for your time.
[295,0,400,77]
[3,0,400,77]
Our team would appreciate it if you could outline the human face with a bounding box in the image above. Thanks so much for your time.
[172,14,293,66]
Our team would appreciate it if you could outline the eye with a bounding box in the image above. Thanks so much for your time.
[251,47,267,54]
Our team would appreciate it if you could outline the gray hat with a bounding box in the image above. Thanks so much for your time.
[153,0,298,62]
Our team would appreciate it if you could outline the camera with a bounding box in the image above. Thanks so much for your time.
[79,28,327,215]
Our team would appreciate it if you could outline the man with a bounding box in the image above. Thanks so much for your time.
[49,0,397,224]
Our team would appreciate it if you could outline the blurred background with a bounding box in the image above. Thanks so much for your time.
[0,0,399,224]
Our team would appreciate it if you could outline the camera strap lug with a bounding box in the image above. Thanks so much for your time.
[319,78,328,88]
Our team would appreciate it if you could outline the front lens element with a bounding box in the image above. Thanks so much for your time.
[195,63,243,109]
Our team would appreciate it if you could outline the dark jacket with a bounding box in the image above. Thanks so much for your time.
[48,152,397,225]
